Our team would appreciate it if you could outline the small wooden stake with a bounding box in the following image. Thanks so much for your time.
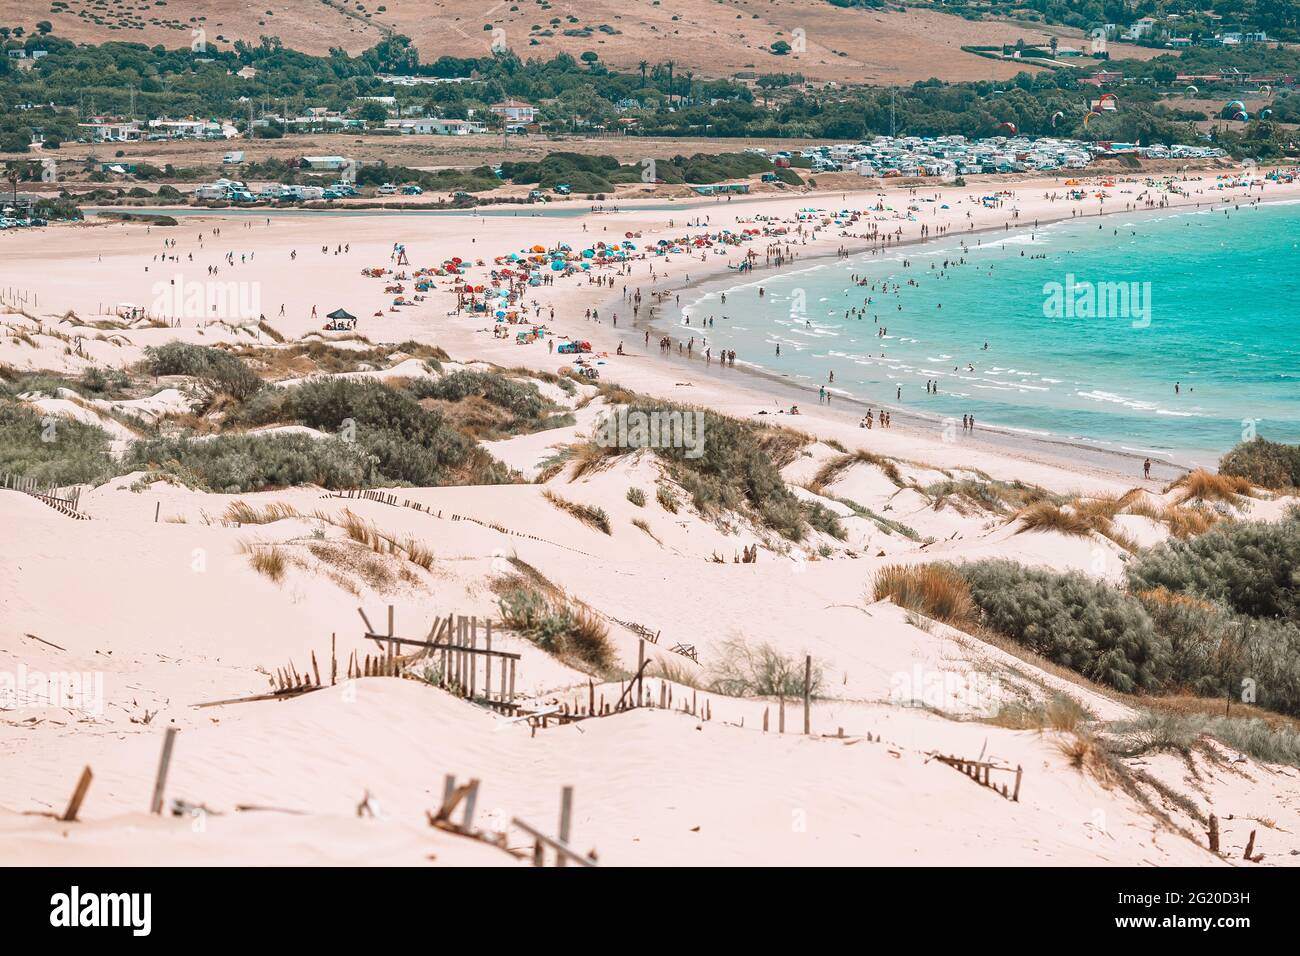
[150,727,178,815]
[557,786,573,869]
[803,655,811,735]
[61,766,93,822]
[1208,813,1220,853]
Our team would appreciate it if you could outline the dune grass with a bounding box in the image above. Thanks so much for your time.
[493,573,613,671]
[543,489,611,534]
[239,540,287,582]
[707,637,823,698]
[223,500,301,525]
[1169,468,1253,505]
[872,563,976,627]
[812,449,904,490]
[1014,501,1095,537]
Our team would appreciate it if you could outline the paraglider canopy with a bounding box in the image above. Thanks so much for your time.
[997,121,1017,135]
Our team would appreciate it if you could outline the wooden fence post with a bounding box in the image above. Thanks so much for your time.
[557,786,573,869]
[61,766,93,822]
[150,727,178,815]
[803,654,811,735]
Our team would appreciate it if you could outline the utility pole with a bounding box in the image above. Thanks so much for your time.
[890,87,896,138]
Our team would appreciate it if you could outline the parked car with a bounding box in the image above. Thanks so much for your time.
[401,185,424,195]
[377,183,398,195]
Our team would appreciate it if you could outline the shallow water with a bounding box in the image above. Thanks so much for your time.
[681,200,1300,464]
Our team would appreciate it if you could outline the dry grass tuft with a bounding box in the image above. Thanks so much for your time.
[812,449,903,491]
[1014,501,1095,537]
[1161,504,1223,539]
[1169,469,1253,505]
[990,693,1093,732]
[542,489,611,534]
[872,563,976,628]
[224,500,301,525]
[632,517,662,545]
[1055,730,1117,786]
[239,540,286,582]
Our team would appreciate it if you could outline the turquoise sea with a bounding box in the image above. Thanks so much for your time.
[682,200,1300,465]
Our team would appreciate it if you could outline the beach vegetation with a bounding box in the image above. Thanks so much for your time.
[812,449,903,489]
[655,483,679,513]
[707,637,823,698]
[1220,437,1300,491]
[143,342,263,403]
[1167,468,1253,504]
[239,540,287,582]
[960,559,1170,694]
[625,486,645,507]
[0,401,116,486]
[542,489,611,534]
[872,562,976,627]
[225,377,515,487]
[493,573,613,671]
[1127,517,1300,625]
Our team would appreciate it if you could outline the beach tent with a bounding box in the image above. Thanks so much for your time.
[327,308,357,321]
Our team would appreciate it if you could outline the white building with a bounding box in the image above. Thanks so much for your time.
[489,100,537,125]
[384,118,484,135]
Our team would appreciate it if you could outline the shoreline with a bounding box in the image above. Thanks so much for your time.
[596,195,1286,483]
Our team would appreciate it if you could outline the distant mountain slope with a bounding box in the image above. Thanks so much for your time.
[0,0,1160,83]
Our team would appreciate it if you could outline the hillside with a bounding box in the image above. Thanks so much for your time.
[0,0,1160,83]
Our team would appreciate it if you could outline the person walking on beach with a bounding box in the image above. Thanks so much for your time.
[1143,458,1152,480]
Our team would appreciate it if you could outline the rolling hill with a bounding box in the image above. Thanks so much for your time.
[1,0,1160,83]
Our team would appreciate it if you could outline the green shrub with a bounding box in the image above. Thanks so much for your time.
[409,369,546,421]
[495,579,613,670]
[126,433,373,492]
[0,402,115,486]
[624,401,811,539]
[1127,518,1300,625]
[802,500,847,540]
[626,486,646,507]
[144,342,262,401]
[228,377,509,487]
[958,560,1169,694]
[707,637,822,698]
[1219,437,1300,489]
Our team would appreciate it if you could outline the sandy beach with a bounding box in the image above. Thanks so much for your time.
[4,169,1300,868]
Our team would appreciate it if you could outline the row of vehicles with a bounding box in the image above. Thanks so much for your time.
[193,180,424,203]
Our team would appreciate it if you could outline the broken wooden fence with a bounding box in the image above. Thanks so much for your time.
[932,753,1022,802]
[1,472,88,519]
[360,609,521,710]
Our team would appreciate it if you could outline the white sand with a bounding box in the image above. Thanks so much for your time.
[3,169,1299,866]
